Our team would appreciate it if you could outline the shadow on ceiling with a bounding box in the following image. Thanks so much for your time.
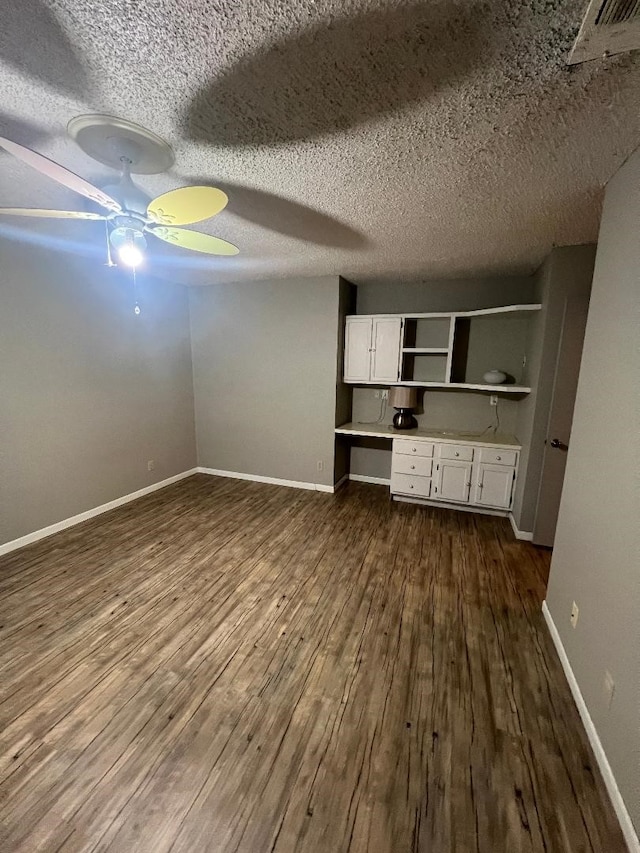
[185,1,490,147]
[0,113,49,147]
[1,0,88,98]
[186,177,368,249]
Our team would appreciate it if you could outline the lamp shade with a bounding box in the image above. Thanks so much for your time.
[389,386,418,409]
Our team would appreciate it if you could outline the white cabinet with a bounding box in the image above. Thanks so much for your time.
[390,436,519,514]
[343,304,542,392]
[474,463,515,509]
[391,438,432,498]
[434,459,472,503]
[343,317,402,383]
[344,318,372,382]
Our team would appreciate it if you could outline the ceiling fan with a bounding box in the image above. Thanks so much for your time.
[0,114,239,267]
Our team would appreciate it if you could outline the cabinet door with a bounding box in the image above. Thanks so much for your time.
[434,459,472,503]
[370,318,402,383]
[474,464,515,509]
[344,318,372,382]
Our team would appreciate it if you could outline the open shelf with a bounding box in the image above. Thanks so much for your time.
[401,353,448,383]
[402,347,449,354]
[450,312,533,387]
[403,317,452,349]
[343,304,541,392]
[393,381,531,392]
[401,317,453,383]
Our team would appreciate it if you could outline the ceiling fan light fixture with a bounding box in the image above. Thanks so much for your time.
[118,241,144,268]
[111,226,146,268]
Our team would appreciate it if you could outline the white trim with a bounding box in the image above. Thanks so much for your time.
[197,467,335,493]
[509,513,534,541]
[333,473,349,491]
[348,474,391,486]
[542,602,640,853]
[346,304,541,320]
[393,496,508,516]
[0,469,199,557]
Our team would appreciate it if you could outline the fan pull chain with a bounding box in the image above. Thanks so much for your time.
[104,221,116,267]
[132,265,141,316]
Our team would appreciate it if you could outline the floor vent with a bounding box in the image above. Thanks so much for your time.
[569,0,640,63]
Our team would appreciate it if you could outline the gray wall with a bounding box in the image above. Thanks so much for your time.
[355,276,535,314]
[0,242,197,547]
[546,151,640,832]
[190,276,340,488]
[349,277,530,479]
[512,246,596,532]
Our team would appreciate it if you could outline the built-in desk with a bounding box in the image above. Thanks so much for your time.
[335,423,521,514]
[335,422,520,448]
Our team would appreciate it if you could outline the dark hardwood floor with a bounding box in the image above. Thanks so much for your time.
[0,475,626,852]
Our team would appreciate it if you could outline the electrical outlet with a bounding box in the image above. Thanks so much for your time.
[381,389,389,400]
[603,670,615,709]
[490,394,498,407]
[147,460,155,472]
[317,460,324,472]
[570,601,579,629]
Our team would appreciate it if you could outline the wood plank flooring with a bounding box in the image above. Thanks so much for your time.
[0,475,626,852]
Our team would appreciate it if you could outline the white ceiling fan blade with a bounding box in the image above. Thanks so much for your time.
[0,136,122,213]
[149,225,239,255]
[0,207,106,219]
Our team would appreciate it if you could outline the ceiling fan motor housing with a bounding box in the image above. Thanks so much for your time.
[101,172,150,217]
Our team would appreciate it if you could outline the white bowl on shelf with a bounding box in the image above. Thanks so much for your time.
[483,369,507,384]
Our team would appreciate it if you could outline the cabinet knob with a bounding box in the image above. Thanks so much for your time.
[410,464,415,470]
[410,484,414,489]
[496,455,501,461]
[412,447,417,452]
[454,452,459,457]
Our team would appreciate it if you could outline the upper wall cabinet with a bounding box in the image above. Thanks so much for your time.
[344,316,402,383]
[343,305,541,393]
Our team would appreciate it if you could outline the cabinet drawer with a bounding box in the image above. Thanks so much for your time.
[439,444,474,462]
[391,473,432,498]
[478,448,517,467]
[393,439,434,458]
[393,455,433,477]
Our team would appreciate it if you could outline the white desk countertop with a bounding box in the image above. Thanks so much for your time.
[335,422,521,449]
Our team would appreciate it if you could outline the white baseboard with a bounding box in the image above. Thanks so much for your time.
[509,512,534,541]
[394,496,507,516]
[349,474,391,486]
[197,467,335,493]
[542,602,639,852]
[333,473,349,491]
[0,469,199,558]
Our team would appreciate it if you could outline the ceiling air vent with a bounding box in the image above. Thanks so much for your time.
[569,0,640,63]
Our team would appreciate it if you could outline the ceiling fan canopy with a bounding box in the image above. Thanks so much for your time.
[0,115,239,265]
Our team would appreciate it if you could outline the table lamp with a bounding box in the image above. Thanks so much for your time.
[389,386,418,430]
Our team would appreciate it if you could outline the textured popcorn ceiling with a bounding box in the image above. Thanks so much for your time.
[1,0,639,285]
